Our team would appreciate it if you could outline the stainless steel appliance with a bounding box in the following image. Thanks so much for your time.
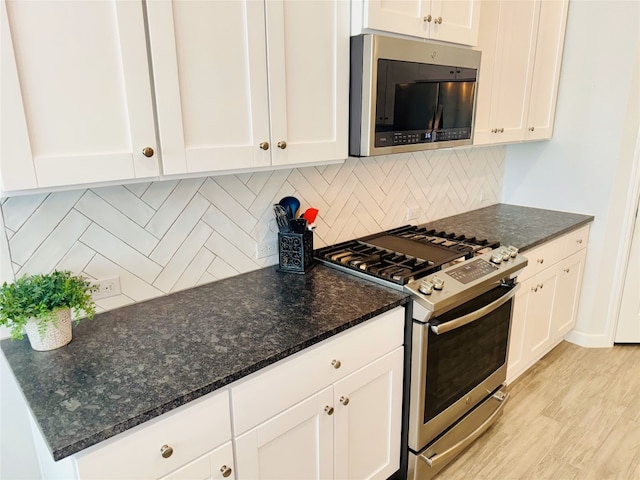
[350,34,481,157]
[315,225,527,479]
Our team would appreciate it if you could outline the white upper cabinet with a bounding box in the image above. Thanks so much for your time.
[473,0,569,145]
[353,0,481,46]
[2,0,347,193]
[147,0,349,176]
[1,0,159,192]
[524,0,569,140]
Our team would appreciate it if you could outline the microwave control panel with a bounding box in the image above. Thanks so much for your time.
[376,128,471,147]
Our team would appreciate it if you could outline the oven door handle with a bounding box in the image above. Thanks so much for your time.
[419,390,509,469]
[429,284,520,335]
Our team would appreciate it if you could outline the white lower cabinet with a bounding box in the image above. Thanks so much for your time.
[507,225,590,384]
[232,307,405,480]
[234,348,404,480]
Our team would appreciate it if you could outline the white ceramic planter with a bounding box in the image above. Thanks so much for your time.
[24,308,72,351]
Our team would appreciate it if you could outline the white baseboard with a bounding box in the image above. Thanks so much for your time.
[564,329,612,348]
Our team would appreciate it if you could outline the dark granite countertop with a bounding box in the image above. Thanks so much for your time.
[422,204,594,252]
[1,265,408,461]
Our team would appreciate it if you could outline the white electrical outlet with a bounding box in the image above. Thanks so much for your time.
[256,241,278,259]
[93,276,121,300]
[406,207,421,221]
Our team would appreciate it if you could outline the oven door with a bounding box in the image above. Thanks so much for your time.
[408,283,518,452]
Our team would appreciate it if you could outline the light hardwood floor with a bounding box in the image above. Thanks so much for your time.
[435,341,640,480]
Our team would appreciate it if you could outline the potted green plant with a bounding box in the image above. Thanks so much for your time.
[0,270,98,351]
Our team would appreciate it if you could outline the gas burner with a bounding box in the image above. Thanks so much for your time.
[314,225,500,286]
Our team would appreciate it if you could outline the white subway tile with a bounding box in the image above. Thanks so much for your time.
[2,193,48,231]
[145,178,205,237]
[172,247,216,292]
[9,190,84,265]
[17,209,91,276]
[76,191,159,255]
[149,193,210,266]
[153,221,213,293]
[92,185,155,226]
[80,224,162,284]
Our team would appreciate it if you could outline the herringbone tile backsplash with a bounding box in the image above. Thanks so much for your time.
[0,147,504,312]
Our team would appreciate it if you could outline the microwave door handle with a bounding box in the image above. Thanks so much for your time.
[433,104,443,130]
[429,284,520,335]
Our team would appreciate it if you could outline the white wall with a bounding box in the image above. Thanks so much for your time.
[502,0,640,345]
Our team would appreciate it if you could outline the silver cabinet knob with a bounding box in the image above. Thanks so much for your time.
[259,142,270,150]
[499,128,504,133]
[277,141,287,149]
[220,465,232,478]
[564,268,570,273]
[340,396,349,406]
[324,405,334,415]
[537,258,544,264]
[424,14,432,22]
[434,16,443,24]
[160,444,173,458]
[577,239,583,244]
[142,147,154,157]
[529,127,535,132]
[331,359,341,369]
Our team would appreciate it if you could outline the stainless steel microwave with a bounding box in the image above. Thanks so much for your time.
[349,34,481,157]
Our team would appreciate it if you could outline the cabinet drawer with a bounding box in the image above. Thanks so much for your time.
[563,224,589,257]
[231,307,405,435]
[75,389,231,480]
[518,238,564,281]
[159,441,235,480]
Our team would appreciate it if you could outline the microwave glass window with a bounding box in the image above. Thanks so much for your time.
[393,83,438,131]
[438,81,475,129]
[374,59,476,148]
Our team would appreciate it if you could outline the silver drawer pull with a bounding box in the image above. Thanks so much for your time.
[331,359,341,369]
[220,465,232,477]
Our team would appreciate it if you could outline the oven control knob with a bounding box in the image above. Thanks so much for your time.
[431,276,444,290]
[490,253,503,264]
[507,245,519,258]
[499,248,510,261]
[418,280,434,295]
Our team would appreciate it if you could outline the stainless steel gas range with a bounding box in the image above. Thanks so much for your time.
[315,225,528,479]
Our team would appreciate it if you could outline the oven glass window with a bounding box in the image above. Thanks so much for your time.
[424,287,512,423]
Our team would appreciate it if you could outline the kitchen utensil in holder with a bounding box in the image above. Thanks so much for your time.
[277,230,314,274]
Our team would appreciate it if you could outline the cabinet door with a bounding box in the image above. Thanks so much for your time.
[473,0,539,145]
[234,388,334,480]
[430,0,480,46]
[146,0,270,175]
[525,0,569,140]
[1,0,158,192]
[333,348,403,480]
[159,442,235,480]
[551,249,586,342]
[506,276,531,384]
[361,0,432,39]
[523,266,558,362]
[266,0,349,166]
